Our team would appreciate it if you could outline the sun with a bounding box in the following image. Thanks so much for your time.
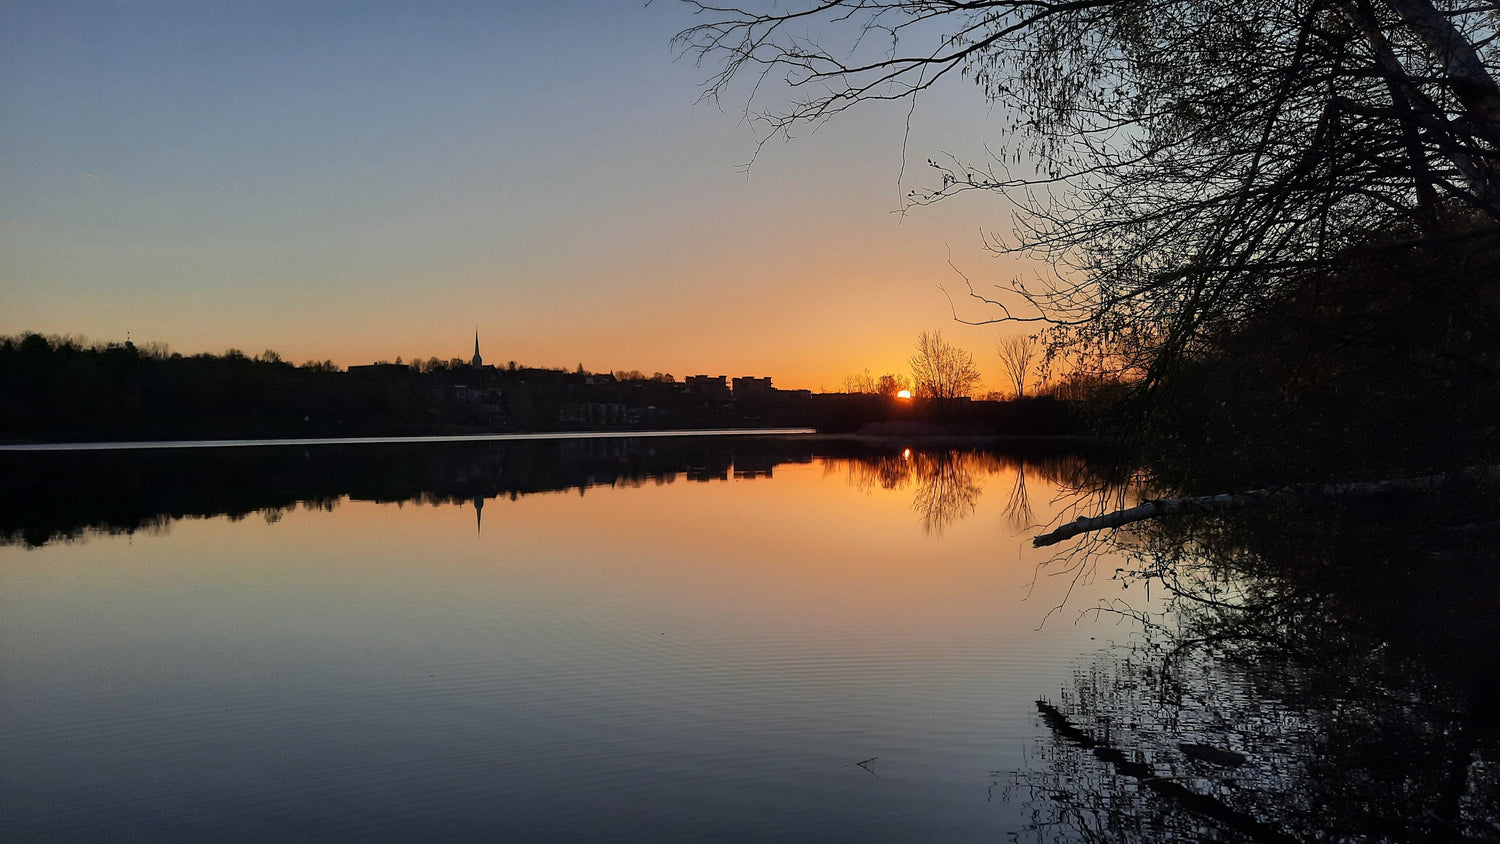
[896,390,912,399]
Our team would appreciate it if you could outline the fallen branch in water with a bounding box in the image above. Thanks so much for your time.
[1036,700,1295,843]
[1033,466,1500,548]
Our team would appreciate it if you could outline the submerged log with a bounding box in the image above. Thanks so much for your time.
[1032,466,1500,548]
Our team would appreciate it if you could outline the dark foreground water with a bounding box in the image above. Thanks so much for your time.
[0,437,1143,841]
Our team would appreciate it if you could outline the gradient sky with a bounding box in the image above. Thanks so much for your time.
[2,0,1035,391]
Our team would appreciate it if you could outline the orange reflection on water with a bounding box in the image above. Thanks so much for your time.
[261,452,1116,648]
[0,447,1144,843]
[1,451,1124,673]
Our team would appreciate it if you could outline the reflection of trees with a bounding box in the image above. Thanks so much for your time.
[1013,503,1500,842]
[5,441,1110,547]
[911,452,985,536]
[0,438,782,546]
[834,449,1103,535]
[1004,465,1035,533]
[830,452,918,494]
[836,450,997,533]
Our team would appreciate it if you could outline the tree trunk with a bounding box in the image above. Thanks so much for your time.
[1378,0,1500,148]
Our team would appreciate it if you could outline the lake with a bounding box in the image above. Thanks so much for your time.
[0,435,1145,841]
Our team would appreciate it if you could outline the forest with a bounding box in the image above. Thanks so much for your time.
[0,335,420,441]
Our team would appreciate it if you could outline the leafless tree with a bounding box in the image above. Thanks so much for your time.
[876,372,911,397]
[909,330,982,399]
[676,0,1500,392]
[842,368,878,394]
[997,334,1039,399]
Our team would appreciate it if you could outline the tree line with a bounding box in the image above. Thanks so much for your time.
[2,332,1092,441]
[0,334,419,441]
[846,328,1122,404]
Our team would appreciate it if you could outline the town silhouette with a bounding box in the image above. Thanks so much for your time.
[0,331,1080,443]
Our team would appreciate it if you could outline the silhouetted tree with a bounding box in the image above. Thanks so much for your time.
[909,330,982,399]
[876,372,911,397]
[997,334,1039,399]
[677,0,1500,399]
[0,335,440,440]
[842,368,878,394]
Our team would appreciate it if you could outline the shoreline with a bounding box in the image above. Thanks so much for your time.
[1,427,1104,453]
[0,428,819,453]
[806,431,1105,448]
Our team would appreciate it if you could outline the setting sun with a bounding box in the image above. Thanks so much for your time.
[896,390,912,399]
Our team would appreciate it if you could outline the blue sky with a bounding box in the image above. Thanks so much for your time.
[2,0,1028,389]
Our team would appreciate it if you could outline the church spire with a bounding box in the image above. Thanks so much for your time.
[472,329,483,369]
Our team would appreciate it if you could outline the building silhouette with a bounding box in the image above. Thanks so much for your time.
[732,376,774,401]
[685,375,730,399]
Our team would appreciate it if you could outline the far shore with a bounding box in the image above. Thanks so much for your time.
[0,424,1102,453]
[0,428,814,452]
[813,431,1105,449]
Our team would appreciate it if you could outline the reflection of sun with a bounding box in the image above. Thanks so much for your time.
[896,390,912,399]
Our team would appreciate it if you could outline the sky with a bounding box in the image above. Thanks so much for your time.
[1,0,1036,392]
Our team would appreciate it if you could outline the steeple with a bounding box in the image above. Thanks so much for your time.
[472,330,483,369]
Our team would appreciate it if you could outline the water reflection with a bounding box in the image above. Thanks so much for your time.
[1015,499,1500,842]
[1005,464,1036,533]
[0,438,1126,843]
[0,436,1100,547]
[833,450,1095,536]
[9,434,1493,839]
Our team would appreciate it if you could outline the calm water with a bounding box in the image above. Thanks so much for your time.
[0,428,816,452]
[0,438,1140,841]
